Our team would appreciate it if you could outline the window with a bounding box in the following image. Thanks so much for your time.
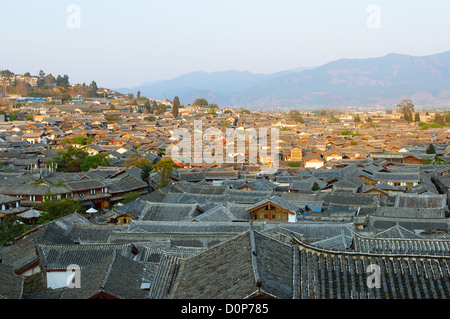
[79,192,85,197]
[90,189,96,195]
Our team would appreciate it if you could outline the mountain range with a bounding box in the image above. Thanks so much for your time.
[116,51,450,109]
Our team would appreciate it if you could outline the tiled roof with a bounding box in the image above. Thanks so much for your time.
[292,236,450,299]
[0,264,24,299]
[37,243,137,270]
[169,227,293,299]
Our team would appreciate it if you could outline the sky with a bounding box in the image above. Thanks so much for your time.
[1,0,450,89]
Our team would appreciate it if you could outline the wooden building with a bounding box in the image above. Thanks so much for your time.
[246,196,298,223]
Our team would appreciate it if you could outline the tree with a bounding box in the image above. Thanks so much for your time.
[124,154,154,180]
[426,143,436,154]
[54,146,89,172]
[151,100,158,114]
[396,99,415,122]
[152,158,176,188]
[172,96,180,118]
[80,154,110,171]
[414,112,420,122]
[0,215,30,246]
[192,98,208,106]
[144,116,156,122]
[289,110,304,123]
[56,75,64,87]
[63,74,70,87]
[122,191,141,204]
[89,81,98,97]
[9,111,18,121]
[39,197,83,224]
[61,93,72,104]
[144,100,151,113]
[44,74,56,87]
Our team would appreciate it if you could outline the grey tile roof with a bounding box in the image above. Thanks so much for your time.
[374,206,446,219]
[0,264,24,299]
[63,224,126,244]
[139,202,202,222]
[29,253,151,299]
[394,193,447,209]
[0,184,70,196]
[37,243,137,270]
[169,227,293,299]
[292,237,450,299]
[65,179,107,191]
[1,223,74,274]
[352,230,450,256]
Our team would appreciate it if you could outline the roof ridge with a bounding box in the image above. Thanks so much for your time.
[249,222,261,288]
[100,251,117,291]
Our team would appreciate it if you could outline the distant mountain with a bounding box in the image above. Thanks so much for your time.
[115,69,310,105]
[117,51,450,108]
[231,51,450,108]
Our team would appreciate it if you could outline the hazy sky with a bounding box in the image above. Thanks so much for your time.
[2,0,450,89]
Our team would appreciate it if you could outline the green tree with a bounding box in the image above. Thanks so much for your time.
[172,96,180,118]
[44,74,56,87]
[414,112,420,122]
[144,100,151,113]
[426,143,436,154]
[396,99,415,122]
[105,114,121,122]
[54,146,89,172]
[62,135,86,145]
[0,215,30,246]
[9,111,18,121]
[152,158,176,188]
[192,98,208,106]
[287,161,300,168]
[144,116,156,122]
[288,110,304,123]
[38,70,46,80]
[80,154,110,171]
[89,81,98,97]
[151,100,158,114]
[56,75,64,87]
[39,197,83,224]
[61,93,72,104]
[124,154,153,180]
[122,191,141,204]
